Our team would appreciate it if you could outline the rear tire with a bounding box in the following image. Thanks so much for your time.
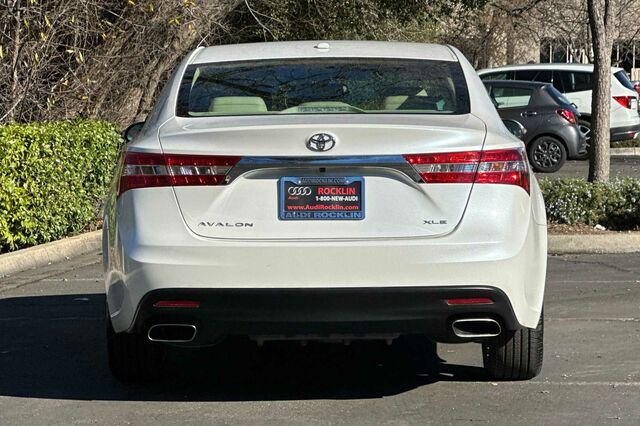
[528,136,566,173]
[106,309,166,382]
[482,309,543,380]
[577,119,591,160]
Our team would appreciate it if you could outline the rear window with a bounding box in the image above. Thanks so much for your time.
[614,70,636,91]
[544,85,572,105]
[176,58,470,117]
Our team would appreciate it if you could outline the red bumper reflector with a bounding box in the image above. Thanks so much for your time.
[153,300,201,308]
[445,297,494,305]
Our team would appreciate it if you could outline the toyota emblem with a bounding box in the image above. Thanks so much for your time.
[306,133,336,152]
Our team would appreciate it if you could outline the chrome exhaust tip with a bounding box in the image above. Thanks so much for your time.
[451,318,501,338]
[147,324,197,343]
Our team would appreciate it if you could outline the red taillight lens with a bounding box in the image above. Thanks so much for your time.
[403,148,530,194]
[613,95,635,109]
[119,152,241,195]
[556,108,577,124]
[445,298,494,305]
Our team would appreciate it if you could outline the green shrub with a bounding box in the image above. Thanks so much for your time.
[0,120,121,252]
[611,139,640,148]
[540,178,640,229]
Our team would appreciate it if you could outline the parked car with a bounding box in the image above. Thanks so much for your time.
[105,41,547,382]
[483,80,587,172]
[478,63,640,150]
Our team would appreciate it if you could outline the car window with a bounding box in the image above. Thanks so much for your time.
[558,71,592,93]
[515,70,538,80]
[614,70,636,91]
[491,86,533,109]
[551,71,564,92]
[533,70,553,83]
[176,58,470,117]
[480,71,514,81]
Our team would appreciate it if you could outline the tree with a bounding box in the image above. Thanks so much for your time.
[586,0,615,182]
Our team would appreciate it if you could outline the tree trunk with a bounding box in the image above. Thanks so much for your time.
[587,0,614,182]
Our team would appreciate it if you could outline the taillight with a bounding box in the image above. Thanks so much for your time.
[613,95,636,109]
[119,152,241,195]
[403,148,530,194]
[556,108,577,124]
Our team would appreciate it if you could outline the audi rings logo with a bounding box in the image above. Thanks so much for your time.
[306,133,336,152]
[287,186,312,196]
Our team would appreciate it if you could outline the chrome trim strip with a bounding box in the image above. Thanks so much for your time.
[226,155,422,183]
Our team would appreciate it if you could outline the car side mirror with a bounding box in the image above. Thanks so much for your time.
[123,122,145,143]
[502,119,527,140]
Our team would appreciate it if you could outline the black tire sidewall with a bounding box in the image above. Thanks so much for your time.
[576,119,591,160]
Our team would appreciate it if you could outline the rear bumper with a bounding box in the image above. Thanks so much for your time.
[555,124,587,158]
[129,286,521,344]
[105,185,547,334]
[610,123,640,142]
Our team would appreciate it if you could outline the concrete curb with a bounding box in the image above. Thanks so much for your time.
[610,147,640,156]
[0,230,102,277]
[548,233,640,254]
[0,230,638,276]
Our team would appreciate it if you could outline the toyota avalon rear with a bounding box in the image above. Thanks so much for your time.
[103,41,547,382]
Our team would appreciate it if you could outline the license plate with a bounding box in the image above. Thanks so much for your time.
[278,176,364,220]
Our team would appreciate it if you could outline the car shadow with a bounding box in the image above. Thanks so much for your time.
[0,294,490,401]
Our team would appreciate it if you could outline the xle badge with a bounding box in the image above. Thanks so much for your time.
[424,220,448,225]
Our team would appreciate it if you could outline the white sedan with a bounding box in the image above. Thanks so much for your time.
[103,41,547,381]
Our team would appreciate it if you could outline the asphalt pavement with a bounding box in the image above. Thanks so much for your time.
[1,252,639,425]
[539,156,640,179]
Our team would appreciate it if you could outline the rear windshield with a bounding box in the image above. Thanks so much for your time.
[545,85,572,105]
[614,70,636,91]
[176,58,470,117]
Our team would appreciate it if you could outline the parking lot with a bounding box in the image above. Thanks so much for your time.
[539,156,640,179]
[1,251,639,425]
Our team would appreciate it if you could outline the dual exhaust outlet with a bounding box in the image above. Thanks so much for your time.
[146,319,501,343]
[148,324,197,343]
[451,318,502,338]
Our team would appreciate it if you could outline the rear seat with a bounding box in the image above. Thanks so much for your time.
[209,96,267,114]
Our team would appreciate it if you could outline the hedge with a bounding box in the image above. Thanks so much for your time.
[540,178,640,229]
[0,120,121,252]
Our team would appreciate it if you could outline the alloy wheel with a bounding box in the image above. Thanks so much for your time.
[532,139,563,169]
